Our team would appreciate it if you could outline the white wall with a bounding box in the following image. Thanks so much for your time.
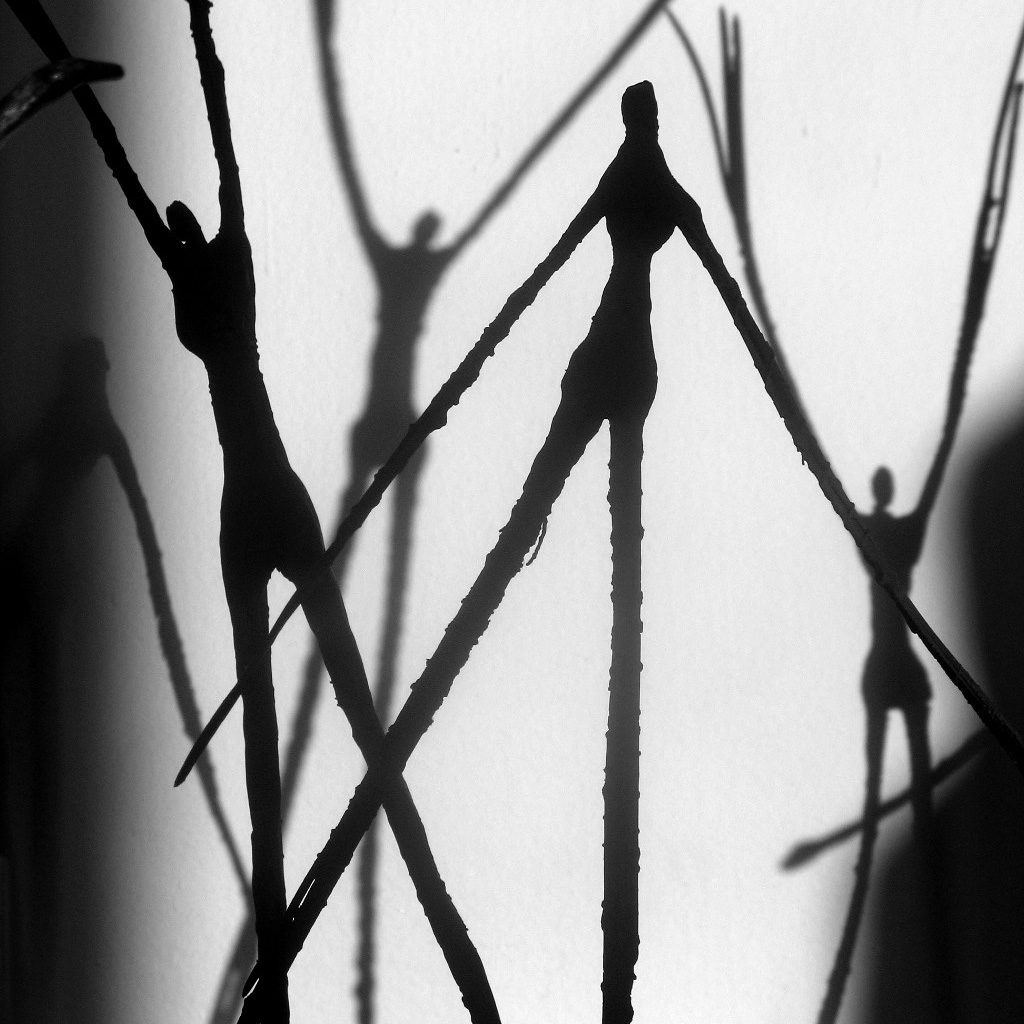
[3,3,1024,1022]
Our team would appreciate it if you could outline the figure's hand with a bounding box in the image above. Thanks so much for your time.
[167,200,207,249]
[165,200,256,360]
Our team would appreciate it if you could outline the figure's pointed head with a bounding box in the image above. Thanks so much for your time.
[872,465,894,509]
[622,81,658,138]
[411,210,442,247]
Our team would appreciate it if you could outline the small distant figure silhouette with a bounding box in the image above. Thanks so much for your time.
[815,464,956,1024]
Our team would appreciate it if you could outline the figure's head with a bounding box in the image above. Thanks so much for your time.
[411,210,442,247]
[622,81,658,138]
[872,465,894,509]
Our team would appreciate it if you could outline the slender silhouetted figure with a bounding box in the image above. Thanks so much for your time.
[160,10,502,1024]
[817,463,955,1024]
[5,3,503,1023]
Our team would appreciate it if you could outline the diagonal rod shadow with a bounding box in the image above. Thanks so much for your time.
[780,728,990,869]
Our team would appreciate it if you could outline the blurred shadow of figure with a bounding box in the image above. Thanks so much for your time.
[1,336,241,1020]
[862,404,1024,1023]
[816,466,956,1024]
[0,337,112,1023]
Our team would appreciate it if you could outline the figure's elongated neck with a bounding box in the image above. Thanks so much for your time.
[204,344,288,469]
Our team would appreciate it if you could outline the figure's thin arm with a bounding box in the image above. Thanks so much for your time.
[186,0,244,236]
[673,191,1024,775]
[5,0,175,262]
[448,0,669,256]
[174,191,605,785]
[915,21,1024,522]
[314,0,383,259]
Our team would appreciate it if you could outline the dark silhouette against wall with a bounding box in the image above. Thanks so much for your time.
[11,3,1024,1020]
[6,2,511,1022]
[230,68,1017,1021]
[671,8,1024,1022]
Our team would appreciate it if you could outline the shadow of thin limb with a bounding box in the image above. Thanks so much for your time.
[816,711,885,1024]
[667,7,813,430]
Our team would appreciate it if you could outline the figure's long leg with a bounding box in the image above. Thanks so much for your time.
[279,450,374,828]
[296,563,502,1024]
[904,703,957,1024]
[207,448,407,1024]
[224,577,288,1024]
[239,398,604,1017]
[816,708,887,1024]
[355,446,427,1024]
[602,411,646,1024]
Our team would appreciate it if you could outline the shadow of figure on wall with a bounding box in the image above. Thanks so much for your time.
[0,336,244,1020]
[671,13,1023,1020]
[861,400,1024,1023]
[0,337,113,1024]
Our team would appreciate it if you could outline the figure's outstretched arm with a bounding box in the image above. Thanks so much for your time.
[448,0,670,257]
[314,0,384,261]
[672,188,1024,774]
[186,0,244,238]
[5,0,175,263]
[175,187,604,783]
[914,24,1024,523]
